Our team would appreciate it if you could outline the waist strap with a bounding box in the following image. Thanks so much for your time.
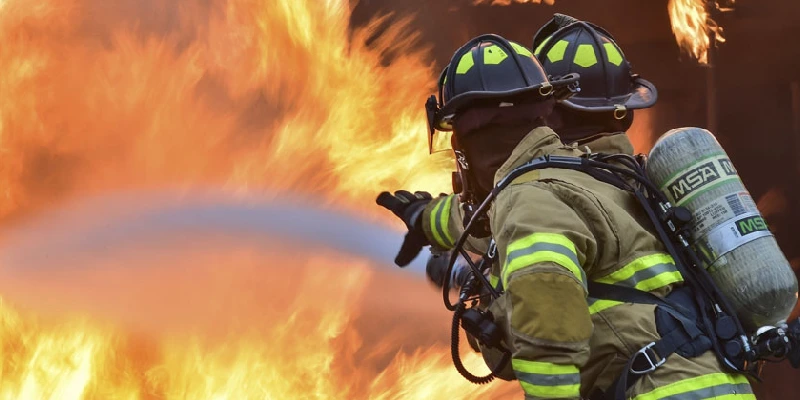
[587,282,711,400]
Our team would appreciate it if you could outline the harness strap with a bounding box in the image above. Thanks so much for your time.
[587,282,710,400]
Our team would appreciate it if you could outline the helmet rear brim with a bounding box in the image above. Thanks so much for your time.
[560,76,657,112]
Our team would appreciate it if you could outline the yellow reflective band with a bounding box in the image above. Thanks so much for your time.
[512,359,580,375]
[573,44,598,68]
[507,232,577,256]
[546,40,569,63]
[633,271,684,292]
[439,195,455,247]
[489,274,500,289]
[503,233,584,288]
[534,36,552,56]
[588,299,622,315]
[633,373,752,400]
[504,251,583,288]
[513,360,581,398]
[428,198,447,248]
[603,43,623,66]
[456,52,474,74]
[483,45,508,65]
[519,381,581,398]
[511,42,533,57]
[595,253,683,292]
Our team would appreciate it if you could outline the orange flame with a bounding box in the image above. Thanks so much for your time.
[0,0,454,222]
[473,0,555,5]
[667,0,733,64]
[0,245,517,399]
[0,0,530,398]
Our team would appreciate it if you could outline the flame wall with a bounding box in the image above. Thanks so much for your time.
[1,0,799,398]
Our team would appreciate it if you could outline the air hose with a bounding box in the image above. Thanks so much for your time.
[451,302,511,384]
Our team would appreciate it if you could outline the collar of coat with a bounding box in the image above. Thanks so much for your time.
[493,127,636,185]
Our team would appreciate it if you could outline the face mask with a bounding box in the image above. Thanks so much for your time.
[453,101,553,199]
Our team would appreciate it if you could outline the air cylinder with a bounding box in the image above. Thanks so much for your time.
[646,127,798,331]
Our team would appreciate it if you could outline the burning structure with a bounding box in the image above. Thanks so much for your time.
[0,0,798,398]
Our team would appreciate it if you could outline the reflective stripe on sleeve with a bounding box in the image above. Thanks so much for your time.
[503,232,585,289]
[429,195,455,248]
[512,359,581,399]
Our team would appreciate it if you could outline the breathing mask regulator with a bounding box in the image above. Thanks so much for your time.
[423,33,579,384]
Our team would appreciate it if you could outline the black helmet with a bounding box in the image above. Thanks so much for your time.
[425,34,578,144]
[532,15,656,118]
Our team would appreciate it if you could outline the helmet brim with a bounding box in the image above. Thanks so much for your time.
[560,76,657,112]
[434,74,580,131]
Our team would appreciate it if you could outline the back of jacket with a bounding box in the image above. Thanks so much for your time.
[486,127,685,398]
[419,127,750,399]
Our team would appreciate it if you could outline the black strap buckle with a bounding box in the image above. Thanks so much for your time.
[630,342,666,374]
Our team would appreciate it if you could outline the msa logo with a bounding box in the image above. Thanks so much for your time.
[719,158,737,176]
[668,162,721,203]
[736,216,769,236]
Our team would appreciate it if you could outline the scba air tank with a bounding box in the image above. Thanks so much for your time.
[646,127,798,331]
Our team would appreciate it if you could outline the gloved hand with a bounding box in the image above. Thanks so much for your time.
[376,190,432,267]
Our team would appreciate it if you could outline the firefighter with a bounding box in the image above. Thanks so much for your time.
[377,19,755,400]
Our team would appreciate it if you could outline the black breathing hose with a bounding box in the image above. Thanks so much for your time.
[451,302,511,384]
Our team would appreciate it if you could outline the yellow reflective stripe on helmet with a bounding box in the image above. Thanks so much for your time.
[512,359,580,398]
[503,233,585,288]
[546,40,569,63]
[633,373,753,400]
[573,44,598,68]
[456,52,474,74]
[595,253,683,292]
[511,42,533,57]
[533,36,552,56]
[483,45,508,65]
[428,195,455,248]
[588,298,622,315]
[603,42,623,66]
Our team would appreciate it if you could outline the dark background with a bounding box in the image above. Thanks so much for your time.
[351,0,800,396]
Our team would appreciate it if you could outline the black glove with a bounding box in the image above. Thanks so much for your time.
[376,190,433,266]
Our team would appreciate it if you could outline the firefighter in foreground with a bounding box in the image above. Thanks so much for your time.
[377,19,757,400]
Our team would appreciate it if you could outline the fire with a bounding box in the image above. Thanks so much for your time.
[0,0,453,222]
[0,243,517,399]
[0,0,526,398]
[667,0,733,64]
[473,0,555,5]
[626,108,656,154]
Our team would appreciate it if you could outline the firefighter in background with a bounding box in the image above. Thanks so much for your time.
[377,18,755,400]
